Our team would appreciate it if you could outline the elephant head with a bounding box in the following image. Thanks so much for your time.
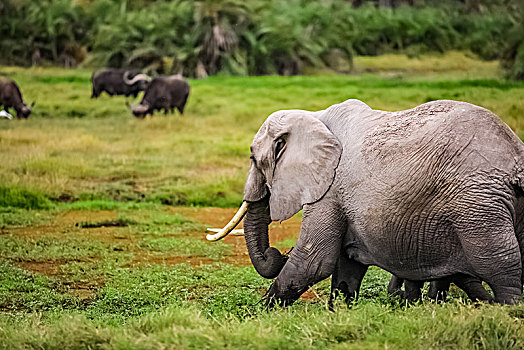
[209,110,342,279]
[245,110,342,220]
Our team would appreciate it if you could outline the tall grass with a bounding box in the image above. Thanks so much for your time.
[1,301,523,349]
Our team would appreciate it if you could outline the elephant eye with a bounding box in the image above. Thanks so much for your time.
[274,138,286,161]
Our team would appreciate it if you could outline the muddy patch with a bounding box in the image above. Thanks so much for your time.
[4,210,119,239]
[60,210,118,225]
[169,206,302,265]
[6,207,302,269]
[16,258,104,300]
[18,259,66,276]
[126,253,250,267]
[301,288,322,302]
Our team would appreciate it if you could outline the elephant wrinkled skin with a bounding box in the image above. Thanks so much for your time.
[241,99,524,306]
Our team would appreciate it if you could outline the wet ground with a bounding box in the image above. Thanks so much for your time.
[1,207,319,302]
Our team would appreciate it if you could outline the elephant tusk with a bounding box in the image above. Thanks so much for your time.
[206,201,248,241]
[207,228,244,236]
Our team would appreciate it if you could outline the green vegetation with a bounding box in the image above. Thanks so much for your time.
[0,186,51,209]
[0,56,523,348]
[1,201,523,349]
[0,0,523,78]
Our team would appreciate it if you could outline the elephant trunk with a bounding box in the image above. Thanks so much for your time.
[243,195,287,279]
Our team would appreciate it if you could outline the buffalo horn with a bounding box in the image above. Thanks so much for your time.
[123,72,151,85]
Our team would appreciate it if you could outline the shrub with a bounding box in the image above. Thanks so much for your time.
[0,0,521,78]
[0,186,52,209]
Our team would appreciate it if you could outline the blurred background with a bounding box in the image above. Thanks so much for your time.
[0,0,522,80]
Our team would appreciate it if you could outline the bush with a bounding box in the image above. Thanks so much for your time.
[0,0,521,78]
[500,3,524,80]
[0,186,52,209]
[0,0,89,67]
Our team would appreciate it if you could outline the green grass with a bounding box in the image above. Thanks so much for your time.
[0,53,523,348]
[0,186,52,209]
[1,52,523,207]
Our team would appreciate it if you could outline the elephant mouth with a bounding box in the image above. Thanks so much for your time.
[205,201,248,241]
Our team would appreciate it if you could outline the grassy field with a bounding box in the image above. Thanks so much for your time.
[1,52,524,349]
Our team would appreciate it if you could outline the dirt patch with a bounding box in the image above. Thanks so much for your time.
[18,259,66,276]
[4,209,137,249]
[4,210,119,239]
[168,206,302,266]
[60,210,118,225]
[126,253,249,267]
[6,207,302,269]
[300,289,322,302]
[16,259,104,300]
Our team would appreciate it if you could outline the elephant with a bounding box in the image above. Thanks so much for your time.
[211,99,524,306]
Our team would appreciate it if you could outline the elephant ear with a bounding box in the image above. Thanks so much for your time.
[269,112,342,221]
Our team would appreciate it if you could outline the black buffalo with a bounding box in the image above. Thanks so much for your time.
[0,79,33,119]
[132,75,190,118]
[91,69,150,98]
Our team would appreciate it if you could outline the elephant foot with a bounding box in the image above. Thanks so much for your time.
[428,280,450,303]
[403,280,424,302]
[387,275,405,297]
[330,255,368,310]
[328,281,359,311]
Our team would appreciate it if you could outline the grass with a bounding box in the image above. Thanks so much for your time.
[0,52,523,348]
[0,186,51,209]
[1,52,523,207]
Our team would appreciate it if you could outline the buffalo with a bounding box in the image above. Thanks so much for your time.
[0,79,33,119]
[132,75,190,118]
[91,69,150,98]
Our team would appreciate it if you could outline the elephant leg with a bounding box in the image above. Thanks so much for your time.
[458,218,522,304]
[428,279,450,302]
[266,200,346,307]
[388,275,405,297]
[403,280,424,302]
[329,254,368,308]
[453,274,492,302]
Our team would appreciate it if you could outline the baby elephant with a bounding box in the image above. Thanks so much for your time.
[387,275,493,303]
[0,79,33,118]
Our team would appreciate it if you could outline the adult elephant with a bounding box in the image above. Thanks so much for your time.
[210,99,524,306]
